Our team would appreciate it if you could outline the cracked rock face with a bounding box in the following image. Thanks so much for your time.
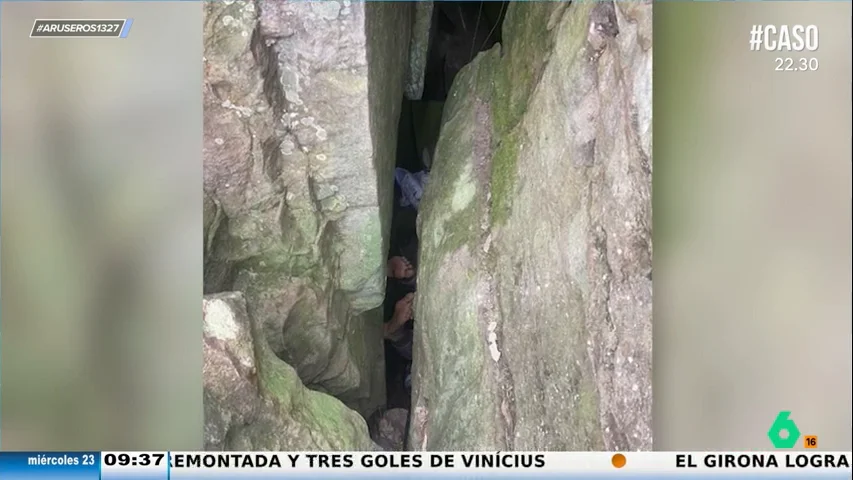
[203,0,411,419]
[410,1,652,451]
[203,292,375,451]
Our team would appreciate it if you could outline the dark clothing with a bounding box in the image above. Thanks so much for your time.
[385,231,419,362]
[390,200,419,255]
[384,341,411,410]
[388,322,414,361]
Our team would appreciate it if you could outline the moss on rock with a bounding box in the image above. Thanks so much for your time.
[204,292,374,451]
[411,1,652,451]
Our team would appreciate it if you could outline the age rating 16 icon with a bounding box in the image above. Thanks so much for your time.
[768,411,817,449]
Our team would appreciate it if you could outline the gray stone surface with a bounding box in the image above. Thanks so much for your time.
[202,0,412,417]
[405,2,434,100]
[203,292,374,450]
[409,1,652,451]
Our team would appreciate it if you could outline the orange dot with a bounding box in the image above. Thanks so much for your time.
[611,453,627,468]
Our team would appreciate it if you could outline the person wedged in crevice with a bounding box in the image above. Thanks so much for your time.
[383,148,430,409]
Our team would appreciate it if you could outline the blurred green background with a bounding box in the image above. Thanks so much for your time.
[1,2,203,450]
[1,1,850,451]
[655,2,851,450]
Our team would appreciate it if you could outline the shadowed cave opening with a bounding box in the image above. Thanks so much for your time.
[371,0,506,449]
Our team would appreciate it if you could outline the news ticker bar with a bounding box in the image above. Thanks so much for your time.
[0,452,849,480]
[29,19,134,38]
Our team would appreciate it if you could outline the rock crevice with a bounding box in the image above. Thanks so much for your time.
[203,0,652,452]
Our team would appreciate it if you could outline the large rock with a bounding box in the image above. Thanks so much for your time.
[204,292,374,450]
[202,0,412,417]
[410,1,652,451]
[405,2,434,100]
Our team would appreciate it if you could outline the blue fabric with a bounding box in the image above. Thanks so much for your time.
[395,168,429,210]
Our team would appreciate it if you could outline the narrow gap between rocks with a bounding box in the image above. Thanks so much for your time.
[369,0,506,451]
